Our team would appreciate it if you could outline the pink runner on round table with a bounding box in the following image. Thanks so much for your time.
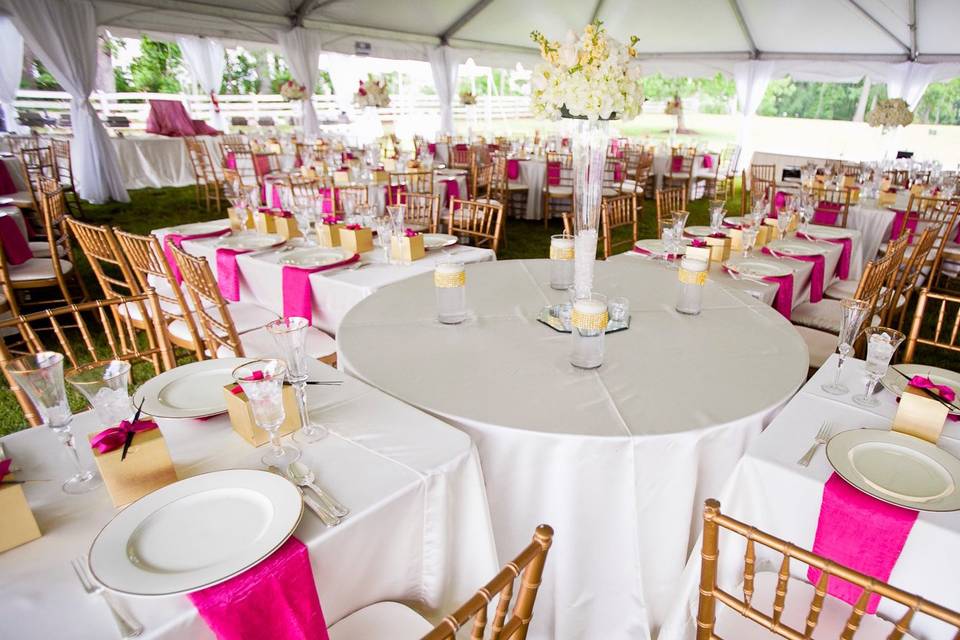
[762,246,825,303]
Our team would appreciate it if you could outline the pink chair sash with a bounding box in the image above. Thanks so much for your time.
[189,537,329,640]
[808,473,917,614]
[0,162,17,196]
[547,161,561,186]
[812,206,840,226]
[225,152,238,170]
[701,154,714,169]
[386,183,406,205]
[216,247,250,301]
[613,162,623,183]
[282,254,360,323]
[0,215,32,265]
[670,156,683,173]
[507,159,520,180]
[443,179,461,208]
[890,209,921,244]
[428,143,437,157]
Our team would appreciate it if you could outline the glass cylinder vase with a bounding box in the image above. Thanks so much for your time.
[568,116,611,299]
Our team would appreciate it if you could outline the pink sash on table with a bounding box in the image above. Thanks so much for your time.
[808,474,917,614]
[144,100,198,137]
[163,229,231,283]
[0,162,17,196]
[225,153,237,170]
[797,232,853,280]
[0,215,32,265]
[812,201,842,226]
[282,254,360,323]
[189,537,329,640]
[724,264,794,318]
[507,159,520,180]
[762,246,825,303]
[216,247,251,302]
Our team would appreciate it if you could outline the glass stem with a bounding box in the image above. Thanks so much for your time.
[834,354,846,387]
[864,375,878,398]
[56,429,87,476]
[294,381,312,430]
[268,427,284,457]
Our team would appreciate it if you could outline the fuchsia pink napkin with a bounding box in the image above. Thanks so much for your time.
[547,161,561,186]
[442,179,461,208]
[189,537,329,640]
[723,264,794,319]
[702,154,714,169]
[670,156,683,173]
[0,162,17,196]
[164,229,232,283]
[216,248,251,302]
[427,143,437,156]
[762,246,824,303]
[808,474,917,614]
[890,209,921,244]
[507,159,520,180]
[386,183,406,205]
[282,253,360,323]
[613,162,623,182]
[0,215,32,265]
[797,232,853,281]
[0,457,12,481]
[812,201,842,226]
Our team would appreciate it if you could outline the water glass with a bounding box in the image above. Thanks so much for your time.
[570,293,608,369]
[387,204,405,236]
[853,327,905,407]
[676,257,708,315]
[822,298,871,395]
[232,359,300,466]
[341,191,359,222]
[66,361,134,429]
[267,318,328,444]
[671,210,690,239]
[8,352,100,494]
[608,297,630,323]
[550,234,575,290]
[374,214,393,262]
[708,200,726,234]
[435,262,467,324]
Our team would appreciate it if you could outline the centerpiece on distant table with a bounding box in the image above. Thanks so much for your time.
[279,80,307,102]
[531,21,643,296]
[355,77,391,109]
[866,98,914,134]
[460,90,477,106]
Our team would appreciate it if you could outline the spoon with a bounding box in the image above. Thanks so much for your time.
[268,465,340,526]
[286,461,349,517]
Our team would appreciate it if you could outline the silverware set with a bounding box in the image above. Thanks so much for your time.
[71,557,143,638]
[269,462,349,527]
[797,422,833,467]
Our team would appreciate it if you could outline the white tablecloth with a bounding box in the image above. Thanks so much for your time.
[516,159,546,220]
[0,362,498,639]
[848,198,901,272]
[112,135,221,190]
[154,222,496,335]
[662,354,960,640]
[337,259,809,639]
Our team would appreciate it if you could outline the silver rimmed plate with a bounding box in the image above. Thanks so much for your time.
[165,220,232,236]
[723,257,792,278]
[805,225,854,239]
[134,358,252,419]
[217,233,285,251]
[767,239,827,256]
[826,428,960,512]
[684,225,728,238]
[723,216,745,227]
[279,247,352,268]
[633,238,689,256]
[423,233,458,250]
[881,364,960,416]
[89,469,303,596]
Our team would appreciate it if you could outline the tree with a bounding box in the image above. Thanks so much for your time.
[126,36,183,93]
[221,49,260,94]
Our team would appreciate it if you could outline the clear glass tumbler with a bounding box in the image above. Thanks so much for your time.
[435,262,467,324]
[550,234,575,290]
[570,293,608,369]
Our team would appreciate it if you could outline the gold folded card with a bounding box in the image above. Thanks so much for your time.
[255,212,301,240]
[88,427,178,508]
[340,227,373,254]
[391,234,425,262]
[317,223,344,248]
[224,383,301,447]
[705,236,731,263]
[0,482,41,553]
[892,385,950,444]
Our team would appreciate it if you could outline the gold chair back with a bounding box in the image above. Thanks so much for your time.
[390,171,433,202]
[184,137,222,212]
[50,138,83,217]
[655,187,687,232]
[905,288,960,362]
[400,192,441,233]
[447,199,504,254]
[66,218,139,301]
[810,186,852,228]
[600,194,638,258]
[37,177,88,305]
[750,163,776,184]
[887,225,939,330]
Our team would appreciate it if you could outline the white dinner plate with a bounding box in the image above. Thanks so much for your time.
[217,233,285,251]
[423,233,458,250]
[134,358,253,419]
[165,220,232,236]
[804,225,854,239]
[684,225,728,238]
[723,216,745,227]
[633,238,690,255]
[880,364,960,416]
[723,257,792,278]
[279,246,352,268]
[0,197,12,206]
[826,428,960,512]
[767,240,827,256]
[89,469,303,596]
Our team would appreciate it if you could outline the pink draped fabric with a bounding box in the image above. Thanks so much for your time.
[701,154,714,168]
[225,153,237,170]
[507,159,520,180]
[191,120,221,136]
[443,178,461,208]
[547,161,561,186]
[189,537,329,640]
[386,184,406,205]
[763,246,824,302]
[0,162,17,196]
[798,232,853,280]
[145,100,202,137]
[808,473,917,614]
[613,162,623,182]
[320,188,335,214]
[281,254,360,323]
[764,273,795,319]
[427,143,437,157]
[216,247,251,301]
[890,209,920,243]
[670,156,683,173]
[0,215,32,265]
[163,229,231,283]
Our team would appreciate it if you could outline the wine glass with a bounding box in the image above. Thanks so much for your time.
[708,200,726,235]
[776,208,793,240]
[8,352,100,494]
[374,214,393,262]
[670,210,689,239]
[232,359,300,467]
[66,361,134,429]
[852,327,906,407]
[266,318,328,444]
[292,194,316,246]
[341,191,359,223]
[821,299,871,395]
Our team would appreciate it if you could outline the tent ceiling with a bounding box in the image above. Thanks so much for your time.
[77,0,960,65]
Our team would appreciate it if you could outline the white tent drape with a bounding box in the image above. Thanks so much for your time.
[324,52,361,111]
[176,35,226,131]
[4,0,128,203]
[734,60,775,170]
[428,45,460,136]
[884,62,937,112]
[278,27,322,140]
[0,17,24,133]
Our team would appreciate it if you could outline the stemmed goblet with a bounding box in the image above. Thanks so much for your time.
[266,318,328,444]
[821,299,871,395]
[232,359,301,466]
[852,327,905,407]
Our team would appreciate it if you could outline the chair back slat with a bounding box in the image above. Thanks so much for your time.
[600,193,638,258]
[67,218,139,300]
[905,288,960,362]
[803,571,829,637]
[743,538,756,605]
[400,192,441,233]
[448,200,504,255]
[655,187,687,234]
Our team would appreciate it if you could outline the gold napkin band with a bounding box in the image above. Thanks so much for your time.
[434,271,466,288]
[678,268,707,286]
[571,309,609,332]
[550,246,574,260]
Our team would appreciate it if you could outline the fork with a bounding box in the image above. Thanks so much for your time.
[71,557,143,638]
[797,422,832,467]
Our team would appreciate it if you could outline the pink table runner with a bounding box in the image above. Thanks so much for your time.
[762,246,825,302]
[0,162,17,196]
[216,247,251,301]
[0,215,32,265]
[723,264,794,319]
[442,179,461,209]
[164,229,231,283]
[282,253,360,323]
[797,231,853,280]
[808,473,917,614]
[189,537,328,640]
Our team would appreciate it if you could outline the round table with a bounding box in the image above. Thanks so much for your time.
[338,259,808,640]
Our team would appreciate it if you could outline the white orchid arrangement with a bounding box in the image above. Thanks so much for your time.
[866,98,914,131]
[530,21,643,121]
[279,80,307,102]
[460,90,477,106]
[355,77,391,108]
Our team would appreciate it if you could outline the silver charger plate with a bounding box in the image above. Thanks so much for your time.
[536,305,630,334]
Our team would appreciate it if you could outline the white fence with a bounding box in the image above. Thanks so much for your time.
[13,90,532,129]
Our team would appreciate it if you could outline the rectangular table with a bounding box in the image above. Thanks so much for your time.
[0,363,498,639]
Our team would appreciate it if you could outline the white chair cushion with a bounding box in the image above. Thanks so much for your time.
[8,258,73,281]
[507,180,527,190]
[715,572,916,640]
[790,299,842,333]
[8,191,32,208]
[476,198,501,206]
[823,279,858,300]
[794,326,838,369]
[667,172,691,179]
[328,602,432,640]
[546,185,573,196]
[216,325,336,359]
[602,187,619,197]
[619,180,642,194]
[207,302,279,334]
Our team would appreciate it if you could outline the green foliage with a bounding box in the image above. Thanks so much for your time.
[122,36,183,93]
[641,73,735,113]
[221,50,260,95]
[916,79,960,125]
[756,77,887,121]
[20,59,61,91]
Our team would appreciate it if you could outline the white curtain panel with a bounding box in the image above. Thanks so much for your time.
[0,17,24,133]
[176,35,226,131]
[5,0,128,203]
[734,60,775,171]
[324,52,361,111]
[428,45,460,136]
[278,27,322,140]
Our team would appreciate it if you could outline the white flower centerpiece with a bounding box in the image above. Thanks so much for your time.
[279,80,307,102]
[866,98,914,134]
[355,77,391,109]
[460,90,477,106]
[531,21,642,297]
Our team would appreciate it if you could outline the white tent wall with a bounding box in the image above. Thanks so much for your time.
[0,17,24,133]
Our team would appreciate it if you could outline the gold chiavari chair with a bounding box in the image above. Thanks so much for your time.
[0,291,175,427]
[389,171,433,204]
[66,219,139,302]
[328,525,554,640]
[449,144,472,170]
[619,157,651,198]
[883,169,911,188]
[114,229,208,361]
[336,185,368,215]
[750,163,776,186]
[841,162,862,181]
[220,141,257,187]
[809,185,852,228]
[872,234,911,328]
[602,156,623,199]
[561,211,573,235]
[705,146,736,200]
[890,196,960,291]
[885,225,940,330]
[543,151,574,228]
[600,193,638,258]
[19,145,57,228]
[665,147,696,195]
[742,172,774,216]
[655,187,687,235]
[287,175,322,201]
[399,192,441,233]
[696,499,960,640]
[471,161,494,201]
[447,199,504,255]
[252,152,281,187]
[904,288,960,363]
[184,137,222,213]
[50,138,83,218]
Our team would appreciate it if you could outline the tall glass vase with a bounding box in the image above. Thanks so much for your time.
[568,116,610,298]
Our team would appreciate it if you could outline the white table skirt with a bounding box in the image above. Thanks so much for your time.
[849,199,899,273]
[153,222,496,335]
[337,259,809,639]
[112,135,221,190]
[662,355,960,640]
[517,159,546,220]
[0,363,498,639]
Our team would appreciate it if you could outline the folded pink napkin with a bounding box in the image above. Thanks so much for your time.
[762,246,824,302]
[0,215,33,265]
[320,188,335,214]
[0,457,12,481]
[282,254,360,323]
[774,191,788,215]
[164,229,232,283]
[702,154,714,169]
[547,161,561,186]
[253,155,272,178]
[812,208,840,226]
[0,162,17,196]
[259,207,292,218]
[189,537,328,640]
[797,232,852,280]
[808,473,917,614]
[216,247,251,301]
[225,152,237,170]
[723,265,794,318]
[427,143,437,156]
[722,220,742,229]
[507,159,520,180]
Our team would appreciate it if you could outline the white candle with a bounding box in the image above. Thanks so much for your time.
[573,299,606,315]
[435,262,464,276]
[551,237,574,250]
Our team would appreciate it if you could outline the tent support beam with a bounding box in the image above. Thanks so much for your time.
[590,0,606,24]
[439,0,496,45]
[845,0,911,55]
[909,0,918,60]
[97,0,290,26]
[726,0,758,58]
[291,0,338,28]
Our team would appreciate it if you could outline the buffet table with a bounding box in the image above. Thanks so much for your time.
[113,135,221,190]
[337,258,809,639]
